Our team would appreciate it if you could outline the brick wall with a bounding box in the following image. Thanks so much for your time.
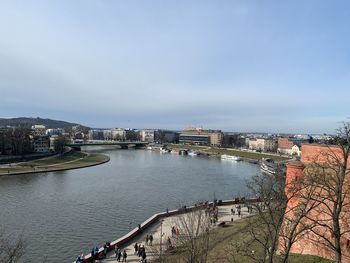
[280,144,350,262]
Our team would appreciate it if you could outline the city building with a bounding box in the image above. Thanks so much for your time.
[33,135,50,153]
[46,128,64,136]
[258,138,277,152]
[208,131,223,146]
[277,138,294,155]
[248,139,258,150]
[103,128,126,141]
[278,137,305,156]
[154,130,179,143]
[31,125,46,136]
[140,129,155,142]
[88,129,104,140]
[125,129,140,141]
[179,127,209,145]
[248,138,277,152]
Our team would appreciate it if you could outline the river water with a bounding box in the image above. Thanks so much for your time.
[0,147,260,262]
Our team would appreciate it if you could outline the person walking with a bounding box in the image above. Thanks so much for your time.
[141,250,147,263]
[122,249,127,262]
[167,237,172,249]
[145,234,149,245]
[149,234,153,246]
[134,243,138,255]
[115,246,119,258]
[117,250,122,262]
[176,227,180,237]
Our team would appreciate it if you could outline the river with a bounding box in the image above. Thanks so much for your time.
[0,147,260,262]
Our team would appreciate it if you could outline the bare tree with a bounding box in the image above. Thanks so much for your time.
[228,169,287,263]
[0,228,26,263]
[229,164,316,263]
[278,175,320,263]
[301,122,350,263]
[54,135,68,154]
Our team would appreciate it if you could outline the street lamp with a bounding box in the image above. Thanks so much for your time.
[160,219,164,263]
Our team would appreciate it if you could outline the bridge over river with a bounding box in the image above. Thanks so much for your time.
[68,140,149,149]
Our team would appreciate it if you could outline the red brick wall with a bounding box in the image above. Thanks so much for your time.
[301,144,349,164]
[280,144,350,262]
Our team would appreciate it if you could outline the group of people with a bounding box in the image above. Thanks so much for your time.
[114,248,128,262]
[114,246,128,262]
[134,242,147,262]
[171,226,180,237]
[145,234,154,245]
[206,206,219,225]
[103,242,112,256]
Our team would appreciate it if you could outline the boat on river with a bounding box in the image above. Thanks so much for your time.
[188,151,198,156]
[221,154,240,161]
[260,158,276,174]
[259,158,287,174]
[160,147,170,153]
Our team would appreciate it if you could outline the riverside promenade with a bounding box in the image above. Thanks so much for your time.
[85,202,255,263]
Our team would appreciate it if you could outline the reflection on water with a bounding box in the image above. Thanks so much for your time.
[0,148,260,262]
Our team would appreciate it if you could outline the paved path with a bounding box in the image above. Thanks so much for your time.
[99,204,253,263]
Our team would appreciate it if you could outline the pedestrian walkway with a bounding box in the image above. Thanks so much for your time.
[99,204,254,262]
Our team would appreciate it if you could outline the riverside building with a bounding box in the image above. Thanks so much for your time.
[179,127,223,146]
[33,135,50,153]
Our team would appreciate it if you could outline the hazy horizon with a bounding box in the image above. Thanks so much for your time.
[1,1,349,134]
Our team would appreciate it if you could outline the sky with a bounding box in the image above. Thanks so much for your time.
[0,1,349,133]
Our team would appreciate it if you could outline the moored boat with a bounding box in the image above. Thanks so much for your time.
[221,154,241,161]
[188,151,198,156]
[260,158,276,174]
[160,147,170,153]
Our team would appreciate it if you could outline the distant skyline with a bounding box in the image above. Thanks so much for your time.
[1,1,349,134]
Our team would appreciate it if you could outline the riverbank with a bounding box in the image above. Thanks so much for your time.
[0,150,110,176]
[87,200,331,263]
[167,144,290,161]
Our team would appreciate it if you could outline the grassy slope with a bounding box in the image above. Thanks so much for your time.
[164,215,333,263]
[0,151,109,175]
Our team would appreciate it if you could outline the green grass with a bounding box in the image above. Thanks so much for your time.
[0,151,109,175]
[25,151,86,166]
[164,216,333,263]
[167,144,289,161]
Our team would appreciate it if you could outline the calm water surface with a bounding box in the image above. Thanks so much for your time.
[0,148,260,262]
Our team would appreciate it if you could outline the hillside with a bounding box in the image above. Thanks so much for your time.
[0,117,90,130]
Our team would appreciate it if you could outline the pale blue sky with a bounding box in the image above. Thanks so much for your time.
[1,1,349,133]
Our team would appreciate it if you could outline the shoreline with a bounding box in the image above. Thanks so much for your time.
[0,151,110,176]
[167,144,290,161]
[77,198,258,263]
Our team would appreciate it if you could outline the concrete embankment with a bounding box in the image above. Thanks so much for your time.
[78,198,258,263]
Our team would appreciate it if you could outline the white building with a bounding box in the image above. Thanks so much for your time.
[33,135,50,153]
[46,128,64,136]
[31,125,46,136]
[291,144,301,156]
[103,128,126,140]
[248,139,258,150]
[140,129,155,142]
